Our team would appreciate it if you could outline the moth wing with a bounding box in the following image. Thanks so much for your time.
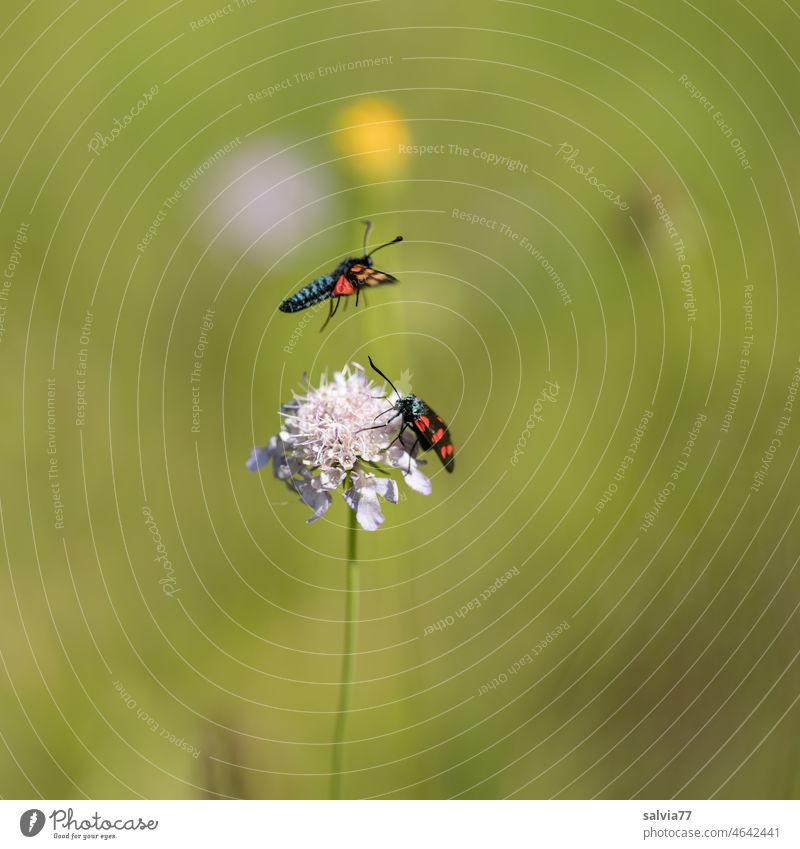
[411,404,455,472]
[349,264,398,288]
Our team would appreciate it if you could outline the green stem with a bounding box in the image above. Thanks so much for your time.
[330,505,359,799]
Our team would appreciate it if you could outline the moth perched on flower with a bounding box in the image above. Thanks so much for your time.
[247,363,431,531]
[365,356,455,472]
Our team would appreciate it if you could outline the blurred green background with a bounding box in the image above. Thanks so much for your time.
[2,0,800,799]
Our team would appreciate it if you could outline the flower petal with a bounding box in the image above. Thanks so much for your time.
[246,435,280,472]
[246,446,271,472]
[403,464,431,495]
[343,485,385,531]
[295,479,332,523]
[374,477,399,503]
[319,467,346,489]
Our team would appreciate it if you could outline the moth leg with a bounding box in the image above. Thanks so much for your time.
[388,426,419,473]
[405,436,421,473]
[385,420,409,450]
[319,309,333,333]
[357,411,401,434]
[319,296,341,332]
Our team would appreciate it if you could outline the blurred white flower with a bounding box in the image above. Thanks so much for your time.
[204,140,333,260]
[247,363,430,531]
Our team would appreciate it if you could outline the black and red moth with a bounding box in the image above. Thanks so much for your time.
[367,356,455,472]
[278,221,402,329]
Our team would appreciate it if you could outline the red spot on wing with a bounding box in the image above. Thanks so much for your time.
[445,444,454,456]
[415,420,426,431]
[440,446,448,458]
[418,416,430,428]
[332,275,355,296]
[432,428,444,443]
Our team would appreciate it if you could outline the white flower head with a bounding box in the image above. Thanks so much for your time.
[247,363,430,530]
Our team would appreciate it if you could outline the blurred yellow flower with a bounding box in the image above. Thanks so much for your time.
[332,98,411,179]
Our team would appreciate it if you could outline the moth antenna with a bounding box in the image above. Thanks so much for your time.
[319,296,340,332]
[368,355,401,399]
[362,220,373,255]
[369,235,403,257]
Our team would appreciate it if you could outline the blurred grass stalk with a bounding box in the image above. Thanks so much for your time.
[328,99,414,800]
[330,497,360,799]
[334,97,412,362]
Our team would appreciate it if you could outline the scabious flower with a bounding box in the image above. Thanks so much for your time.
[247,363,430,530]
